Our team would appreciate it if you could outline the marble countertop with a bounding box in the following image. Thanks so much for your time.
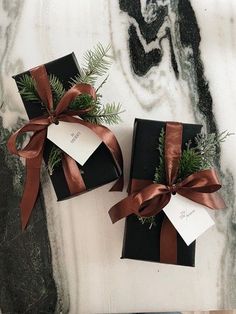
[1,0,236,313]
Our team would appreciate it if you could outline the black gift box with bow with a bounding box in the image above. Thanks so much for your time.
[13,53,121,201]
[121,118,202,267]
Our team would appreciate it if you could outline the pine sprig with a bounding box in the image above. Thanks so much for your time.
[178,141,202,180]
[195,130,233,169]
[47,146,63,175]
[71,43,112,85]
[153,128,166,184]
[17,74,40,102]
[17,74,66,106]
[83,102,123,125]
[49,74,66,106]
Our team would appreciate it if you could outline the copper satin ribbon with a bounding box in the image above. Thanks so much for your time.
[8,65,123,230]
[109,122,226,264]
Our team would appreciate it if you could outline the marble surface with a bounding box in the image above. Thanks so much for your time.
[1,0,236,313]
[0,118,58,313]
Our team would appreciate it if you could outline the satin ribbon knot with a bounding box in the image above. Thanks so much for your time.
[48,112,59,125]
[167,183,177,195]
[8,65,124,230]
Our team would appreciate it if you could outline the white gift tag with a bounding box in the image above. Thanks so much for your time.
[163,194,215,246]
[47,120,102,165]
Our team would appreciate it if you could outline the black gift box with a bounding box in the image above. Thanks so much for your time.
[13,53,121,200]
[122,118,202,267]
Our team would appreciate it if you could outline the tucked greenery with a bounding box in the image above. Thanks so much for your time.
[47,146,63,176]
[194,130,232,169]
[138,216,156,229]
[17,44,123,174]
[153,128,165,184]
[49,74,66,106]
[178,140,203,180]
[17,75,39,102]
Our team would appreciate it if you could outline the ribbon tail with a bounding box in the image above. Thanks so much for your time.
[109,193,138,223]
[160,216,177,264]
[62,154,86,195]
[20,155,42,230]
[109,184,170,223]
[109,175,124,192]
[59,116,124,191]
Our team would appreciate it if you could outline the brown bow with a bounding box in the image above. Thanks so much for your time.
[8,65,123,230]
[109,122,225,264]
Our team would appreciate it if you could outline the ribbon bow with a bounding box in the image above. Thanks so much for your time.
[8,65,123,230]
[109,122,225,264]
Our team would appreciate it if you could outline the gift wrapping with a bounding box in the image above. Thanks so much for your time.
[121,118,202,267]
[13,53,122,202]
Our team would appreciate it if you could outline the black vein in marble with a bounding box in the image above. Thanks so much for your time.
[177,0,217,134]
[120,0,217,133]
[128,24,163,76]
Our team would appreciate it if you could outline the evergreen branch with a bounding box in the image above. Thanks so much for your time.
[195,130,233,169]
[17,74,66,108]
[83,102,124,125]
[71,43,112,86]
[218,130,234,142]
[178,141,202,180]
[17,74,40,102]
[49,74,66,106]
[153,128,166,184]
[47,146,63,175]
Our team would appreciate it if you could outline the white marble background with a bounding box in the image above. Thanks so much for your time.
[1,0,236,313]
